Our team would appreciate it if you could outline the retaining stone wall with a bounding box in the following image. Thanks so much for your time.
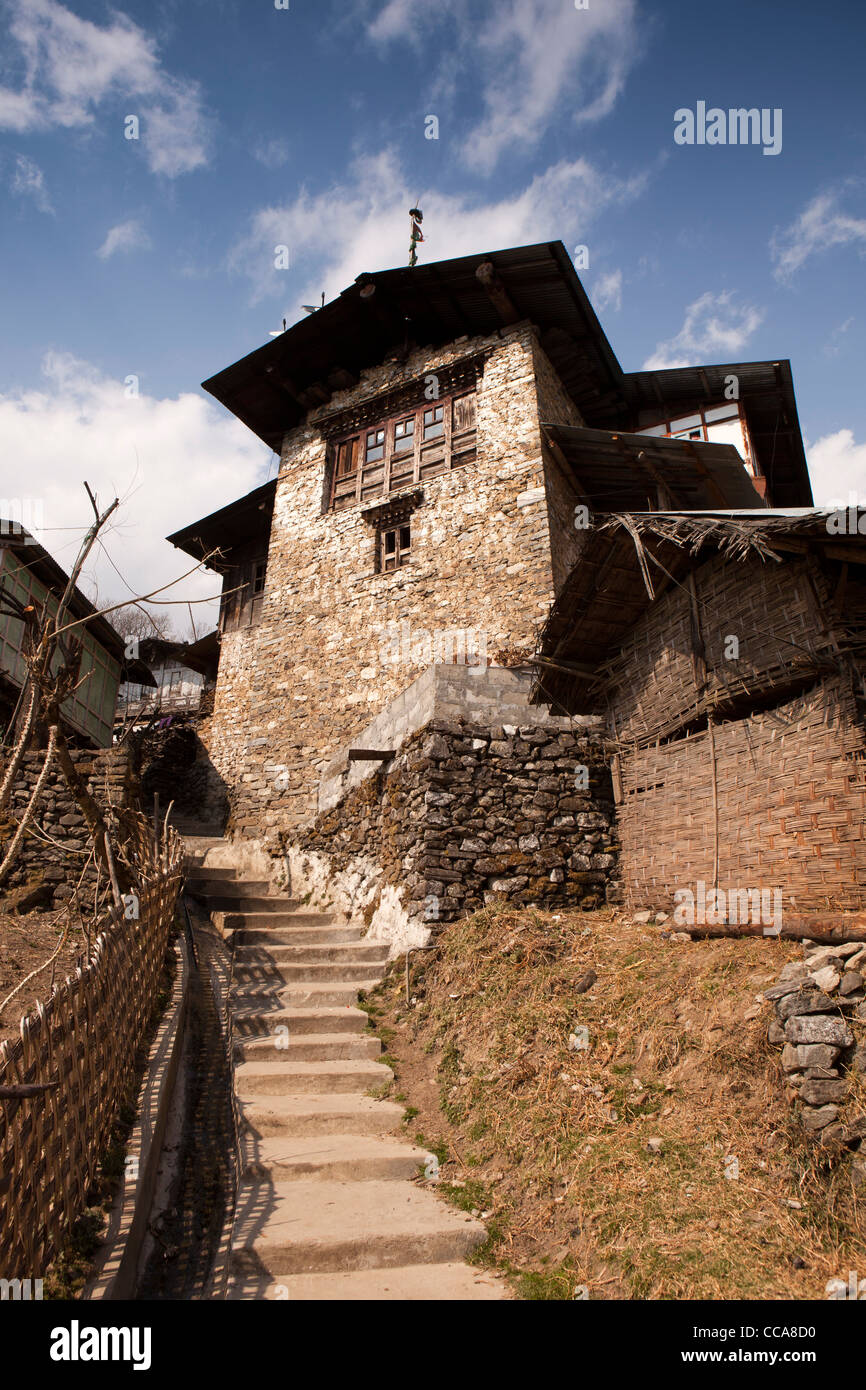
[1,746,138,906]
[291,717,620,955]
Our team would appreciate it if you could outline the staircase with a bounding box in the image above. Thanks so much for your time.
[185,848,507,1300]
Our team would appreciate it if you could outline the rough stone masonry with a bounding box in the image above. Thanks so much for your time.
[196,321,589,870]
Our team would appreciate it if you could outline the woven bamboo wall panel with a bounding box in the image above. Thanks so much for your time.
[0,817,183,1281]
[609,553,836,744]
[619,678,866,911]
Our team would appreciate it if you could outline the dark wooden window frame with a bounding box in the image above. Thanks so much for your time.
[380,522,411,572]
[220,552,268,632]
[327,386,478,511]
[362,488,424,577]
[638,400,758,475]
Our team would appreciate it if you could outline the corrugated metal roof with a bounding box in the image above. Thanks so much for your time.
[542,424,766,510]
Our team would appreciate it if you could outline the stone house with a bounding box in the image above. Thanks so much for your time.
[167,241,814,940]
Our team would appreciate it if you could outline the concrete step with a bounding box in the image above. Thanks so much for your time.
[231,983,374,1008]
[185,865,238,881]
[190,886,288,907]
[240,1134,428,1182]
[230,1179,488,1276]
[227,1264,508,1300]
[235,1032,381,1062]
[239,1093,405,1138]
[235,1058,392,1097]
[233,924,361,946]
[225,910,340,930]
[234,943,386,965]
[231,1005,369,1037]
[233,960,386,984]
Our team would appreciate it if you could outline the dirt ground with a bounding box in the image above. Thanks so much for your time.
[0,910,91,1051]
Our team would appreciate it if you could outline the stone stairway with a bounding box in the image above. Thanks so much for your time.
[184,850,507,1300]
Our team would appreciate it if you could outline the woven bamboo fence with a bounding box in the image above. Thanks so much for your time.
[607,553,838,745]
[617,677,866,912]
[0,814,184,1280]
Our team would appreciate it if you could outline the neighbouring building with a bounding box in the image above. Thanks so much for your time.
[167,241,814,940]
[537,510,866,917]
[0,527,146,748]
[115,634,219,727]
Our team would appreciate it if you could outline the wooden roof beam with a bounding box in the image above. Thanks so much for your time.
[475,261,522,326]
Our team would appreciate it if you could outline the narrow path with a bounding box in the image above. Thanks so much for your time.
[188,849,507,1300]
[136,913,235,1299]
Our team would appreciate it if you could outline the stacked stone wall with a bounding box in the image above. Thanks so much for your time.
[1,746,137,906]
[291,718,620,951]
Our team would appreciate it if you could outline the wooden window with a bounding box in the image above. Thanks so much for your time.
[336,437,359,477]
[423,404,444,440]
[329,388,477,510]
[221,552,268,632]
[366,428,385,463]
[393,415,414,452]
[452,393,476,433]
[381,523,411,572]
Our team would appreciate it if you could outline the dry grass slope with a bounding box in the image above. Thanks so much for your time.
[367,905,866,1300]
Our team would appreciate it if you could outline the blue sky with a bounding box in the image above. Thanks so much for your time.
[1,0,864,631]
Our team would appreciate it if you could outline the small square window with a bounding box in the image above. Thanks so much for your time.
[423,405,444,440]
[380,523,411,572]
[253,561,267,595]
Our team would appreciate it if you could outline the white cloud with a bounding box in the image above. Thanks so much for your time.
[229,147,647,308]
[367,0,421,43]
[0,0,212,177]
[366,0,639,174]
[592,269,622,314]
[822,316,855,359]
[10,153,53,213]
[771,188,866,281]
[642,291,764,369]
[806,428,866,508]
[97,219,151,260]
[0,352,271,630]
[253,137,290,170]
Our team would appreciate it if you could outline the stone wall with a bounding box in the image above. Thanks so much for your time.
[1,745,138,907]
[291,714,619,956]
[199,321,583,854]
[318,664,598,812]
[135,719,228,832]
[764,942,865,1185]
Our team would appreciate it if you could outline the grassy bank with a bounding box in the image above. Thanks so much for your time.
[363,905,865,1300]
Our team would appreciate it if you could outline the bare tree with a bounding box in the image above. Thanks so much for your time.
[107,600,177,644]
[0,483,221,901]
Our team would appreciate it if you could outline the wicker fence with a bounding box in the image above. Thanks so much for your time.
[0,815,184,1280]
[607,553,837,745]
[618,676,866,912]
